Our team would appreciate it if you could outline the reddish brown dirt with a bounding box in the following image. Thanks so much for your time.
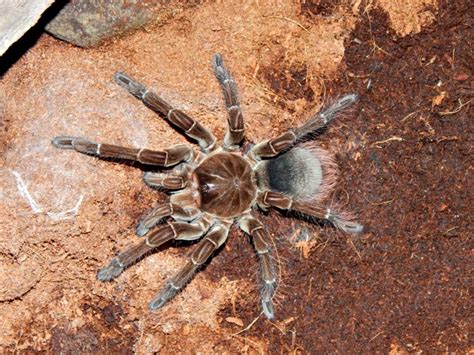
[237,1,473,352]
[0,0,472,353]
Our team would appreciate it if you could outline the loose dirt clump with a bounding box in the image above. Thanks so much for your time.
[377,0,438,36]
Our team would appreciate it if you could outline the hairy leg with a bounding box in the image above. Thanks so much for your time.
[136,202,201,237]
[149,222,230,310]
[292,94,357,138]
[239,215,277,319]
[258,191,363,233]
[115,72,216,151]
[143,171,189,190]
[212,53,244,150]
[52,136,192,167]
[248,94,357,160]
[97,218,211,281]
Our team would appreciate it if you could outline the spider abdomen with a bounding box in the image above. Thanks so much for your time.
[193,152,256,218]
[256,145,335,202]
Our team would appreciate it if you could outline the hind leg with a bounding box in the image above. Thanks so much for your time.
[239,215,277,319]
[149,222,230,310]
[258,191,363,234]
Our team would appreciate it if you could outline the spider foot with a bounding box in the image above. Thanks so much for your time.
[319,93,358,123]
[97,259,124,281]
[51,136,75,149]
[51,136,98,155]
[212,53,227,82]
[261,282,276,319]
[328,213,363,234]
[149,282,178,310]
[114,72,147,99]
[262,299,275,320]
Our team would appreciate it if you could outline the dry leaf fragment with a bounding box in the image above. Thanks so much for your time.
[431,91,447,107]
[226,316,244,327]
[453,73,469,81]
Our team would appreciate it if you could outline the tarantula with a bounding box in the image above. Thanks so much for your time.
[52,54,362,319]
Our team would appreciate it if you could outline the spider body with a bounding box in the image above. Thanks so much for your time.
[193,152,256,217]
[52,54,362,319]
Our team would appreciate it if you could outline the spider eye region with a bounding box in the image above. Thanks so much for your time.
[232,177,241,187]
[193,153,256,218]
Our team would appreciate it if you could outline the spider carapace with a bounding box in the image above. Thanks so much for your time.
[52,54,362,319]
[193,152,256,217]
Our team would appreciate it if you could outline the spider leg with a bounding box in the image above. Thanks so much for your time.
[114,72,216,151]
[212,53,244,150]
[292,94,357,138]
[248,94,357,160]
[239,215,277,319]
[136,202,201,237]
[52,136,192,167]
[97,218,211,281]
[258,191,363,234]
[149,221,230,310]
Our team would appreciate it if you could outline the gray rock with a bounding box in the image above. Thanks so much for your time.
[45,0,182,48]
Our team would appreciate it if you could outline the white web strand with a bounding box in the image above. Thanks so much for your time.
[10,169,84,221]
[10,170,42,214]
[47,194,84,221]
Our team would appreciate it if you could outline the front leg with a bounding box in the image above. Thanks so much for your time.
[248,94,357,161]
[212,53,244,150]
[52,136,192,167]
[143,172,189,190]
[114,72,216,151]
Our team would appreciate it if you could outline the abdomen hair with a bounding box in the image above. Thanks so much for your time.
[256,143,337,203]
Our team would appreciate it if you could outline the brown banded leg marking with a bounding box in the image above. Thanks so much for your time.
[114,72,216,151]
[291,201,363,233]
[258,191,363,234]
[248,94,358,161]
[239,215,277,319]
[212,53,244,149]
[97,220,210,282]
[149,223,230,310]
[51,136,192,167]
[248,131,297,160]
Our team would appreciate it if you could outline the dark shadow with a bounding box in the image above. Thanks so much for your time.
[0,0,69,77]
